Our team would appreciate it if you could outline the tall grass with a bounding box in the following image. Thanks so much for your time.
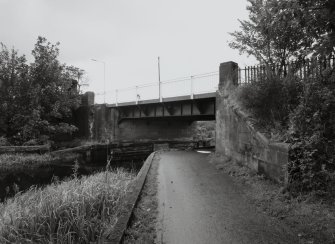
[0,169,134,243]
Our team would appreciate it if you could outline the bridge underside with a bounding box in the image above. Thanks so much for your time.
[108,92,216,124]
[78,92,216,143]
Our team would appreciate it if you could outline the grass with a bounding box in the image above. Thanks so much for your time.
[123,154,159,244]
[210,153,335,244]
[0,153,53,170]
[0,169,135,243]
[0,153,81,176]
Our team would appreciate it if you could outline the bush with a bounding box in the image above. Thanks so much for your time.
[236,65,335,196]
[288,68,335,195]
[237,73,302,136]
[0,137,10,146]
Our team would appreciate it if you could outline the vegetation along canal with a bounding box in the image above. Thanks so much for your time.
[0,142,153,201]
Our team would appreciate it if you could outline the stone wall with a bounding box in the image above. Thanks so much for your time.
[216,62,289,183]
[73,92,95,139]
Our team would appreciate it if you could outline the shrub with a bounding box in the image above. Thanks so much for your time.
[0,169,134,243]
[236,64,335,196]
[237,73,302,136]
[0,137,9,146]
[288,68,335,195]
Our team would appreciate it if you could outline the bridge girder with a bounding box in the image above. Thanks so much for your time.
[112,96,216,124]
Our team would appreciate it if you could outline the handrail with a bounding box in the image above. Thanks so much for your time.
[96,71,219,104]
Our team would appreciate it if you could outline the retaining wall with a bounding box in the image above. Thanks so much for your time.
[216,62,289,183]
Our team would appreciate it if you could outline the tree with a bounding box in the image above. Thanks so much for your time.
[296,0,335,56]
[229,0,313,65]
[0,37,83,145]
[229,0,335,64]
[0,44,30,139]
[230,0,335,195]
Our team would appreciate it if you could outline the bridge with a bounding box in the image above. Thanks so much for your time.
[75,61,289,183]
[95,72,218,123]
[108,92,216,123]
[77,71,219,142]
[78,65,228,142]
[97,71,219,105]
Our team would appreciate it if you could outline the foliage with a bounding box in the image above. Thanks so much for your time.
[193,121,215,141]
[237,66,335,195]
[230,0,335,196]
[0,37,83,145]
[237,73,302,135]
[229,0,335,64]
[0,169,134,243]
[296,0,335,56]
[0,137,9,146]
[229,0,313,65]
[288,68,335,195]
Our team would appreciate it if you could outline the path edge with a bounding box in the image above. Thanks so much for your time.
[106,151,156,243]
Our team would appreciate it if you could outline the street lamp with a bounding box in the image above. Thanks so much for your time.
[91,59,106,103]
[158,56,162,102]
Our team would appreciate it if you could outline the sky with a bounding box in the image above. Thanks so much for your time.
[0,0,255,103]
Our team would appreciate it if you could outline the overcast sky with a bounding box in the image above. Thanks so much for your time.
[1,0,255,103]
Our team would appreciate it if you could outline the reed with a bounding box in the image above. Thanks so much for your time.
[0,169,134,243]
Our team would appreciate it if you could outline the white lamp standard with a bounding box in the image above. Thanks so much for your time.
[91,59,106,103]
[158,56,161,102]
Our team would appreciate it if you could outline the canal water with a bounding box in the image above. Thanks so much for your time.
[0,145,150,202]
[0,141,212,201]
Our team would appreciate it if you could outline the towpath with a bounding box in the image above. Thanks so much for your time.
[155,150,297,244]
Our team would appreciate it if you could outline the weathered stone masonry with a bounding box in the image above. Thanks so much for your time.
[216,62,289,183]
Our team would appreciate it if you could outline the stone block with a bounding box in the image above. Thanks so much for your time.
[266,148,277,164]
[277,151,288,166]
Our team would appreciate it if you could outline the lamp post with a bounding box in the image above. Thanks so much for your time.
[91,59,106,103]
[158,56,161,102]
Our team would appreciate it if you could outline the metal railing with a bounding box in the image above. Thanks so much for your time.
[97,71,219,104]
[238,56,335,85]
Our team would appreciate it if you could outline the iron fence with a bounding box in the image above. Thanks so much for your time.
[238,56,335,85]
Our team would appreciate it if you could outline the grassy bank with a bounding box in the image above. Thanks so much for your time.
[0,153,52,169]
[0,153,78,173]
[0,153,82,201]
[210,154,335,244]
[0,169,134,243]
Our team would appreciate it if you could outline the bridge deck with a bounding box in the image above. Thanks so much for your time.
[106,92,216,108]
[107,92,216,122]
